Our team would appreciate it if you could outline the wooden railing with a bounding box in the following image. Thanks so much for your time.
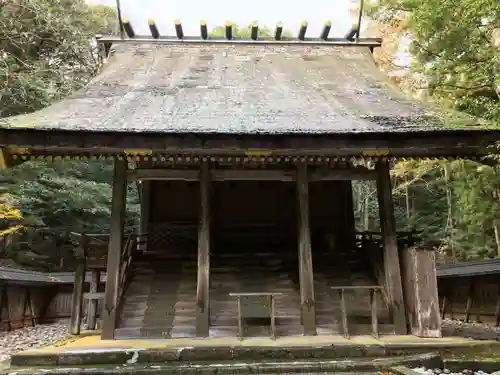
[69,232,109,267]
[67,231,148,335]
[114,232,150,331]
[330,285,382,339]
[117,235,137,307]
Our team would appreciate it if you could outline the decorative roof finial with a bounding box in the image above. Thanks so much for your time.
[148,19,160,39]
[174,19,184,39]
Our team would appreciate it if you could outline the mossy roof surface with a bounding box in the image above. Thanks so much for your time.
[0,43,487,135]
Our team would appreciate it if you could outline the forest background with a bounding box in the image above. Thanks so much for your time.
[0,0,499,270]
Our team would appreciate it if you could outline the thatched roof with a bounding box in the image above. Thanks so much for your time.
[0,43,482,135]
[437,258,500,278]
[0,266,106,285]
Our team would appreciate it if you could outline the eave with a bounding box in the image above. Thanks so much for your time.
[0,128,499,165]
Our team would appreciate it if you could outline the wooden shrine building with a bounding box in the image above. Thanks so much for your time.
[1,20,499,340]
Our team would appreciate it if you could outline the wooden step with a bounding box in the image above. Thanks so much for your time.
[116,247,391,339]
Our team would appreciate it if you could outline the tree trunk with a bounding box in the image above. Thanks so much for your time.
[492,181,500,257]
[494,219,500,258]
[363,193,370,231]
[405,177,411,221]
[443,163,456,262]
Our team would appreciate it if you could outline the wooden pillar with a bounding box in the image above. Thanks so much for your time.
[87,269,101,330]
[196,162,211,337]
[69,248,86,335]
[138,181,151,253]
[375,159,407,334]
[102,158,127,340]
[296,163,316,335]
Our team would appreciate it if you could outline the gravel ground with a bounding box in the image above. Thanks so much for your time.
[0,320,68,362]
[414,368,498,375]
[442,319,500,340]
[443,318,500,331]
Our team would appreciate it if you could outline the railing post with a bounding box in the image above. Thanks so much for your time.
[69,234,87,335]
[338,288,349,338]
[370,288,379,338]
[87,269,100,330]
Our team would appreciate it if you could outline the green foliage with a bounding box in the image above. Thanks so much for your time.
[0,0,117,117]
[1,161,139,234]
[0,0,120,269]
[0,197,23,237]
[209,22,293,38]
[361,0,500,262]
[369,0,500,122]
[355,159,500,262]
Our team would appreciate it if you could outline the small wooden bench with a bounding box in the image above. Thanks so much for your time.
[330,285,382,339]
[229,292,283,340]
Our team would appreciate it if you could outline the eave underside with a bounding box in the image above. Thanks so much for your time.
[1,128,499,167]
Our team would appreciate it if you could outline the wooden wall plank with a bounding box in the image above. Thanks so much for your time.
[402,247,441,337]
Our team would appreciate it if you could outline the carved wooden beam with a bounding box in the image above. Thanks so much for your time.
[127,167,376,181]
[0,148,22,169]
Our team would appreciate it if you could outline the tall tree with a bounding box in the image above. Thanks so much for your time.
[209,22,292,38]
[369,0,500,121]
[0,1,129,269]
[0,0,118,117]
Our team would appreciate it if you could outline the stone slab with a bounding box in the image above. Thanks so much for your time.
[8,334,500,368]
[4,353,443,375]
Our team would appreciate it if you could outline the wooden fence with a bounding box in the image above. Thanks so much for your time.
[0,269,106,331]
[0,283,51,330]
[46,285,105,323]
[438,260,500,326]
